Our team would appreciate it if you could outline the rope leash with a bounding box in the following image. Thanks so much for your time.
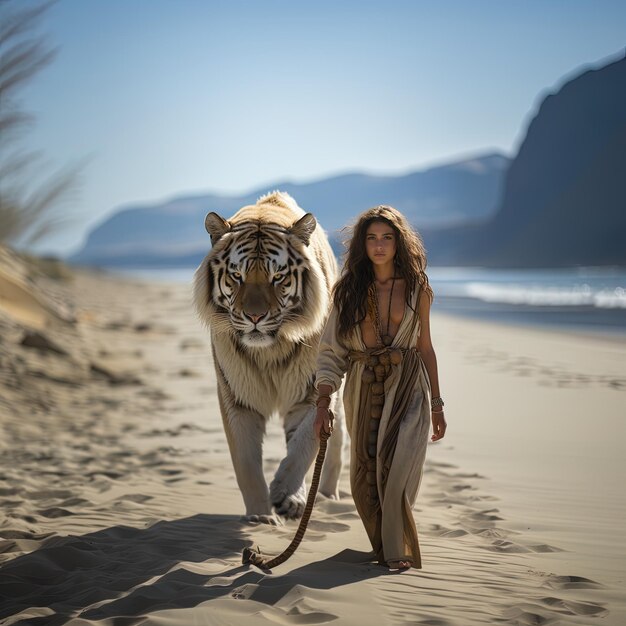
[242,420,332,570]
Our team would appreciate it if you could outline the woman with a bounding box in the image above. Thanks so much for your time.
[314,205,446,571]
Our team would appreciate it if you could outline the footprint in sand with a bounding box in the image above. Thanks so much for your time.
[502,596,608,624]
[25,489,73,500]
[500,605,556,625]
[37,506,75,519]
[315,499,358,515]
[305,520,351,533]
[180,338,206,350]
[58,497,90,508]
[540,596,608,616]
[437,528,468,538]
[449,483,473,491]
[116,493,153,503]
[484,539,531,553]
[472,527,518,538]
[333,511,360,521]
[178,368,200,377]
[463,508,504,522]
[427,460,458,470]
[542,574,604,590]
[452,471,486,479]
[529,543,562,553]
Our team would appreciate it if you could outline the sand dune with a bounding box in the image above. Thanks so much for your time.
[0,248,624,625]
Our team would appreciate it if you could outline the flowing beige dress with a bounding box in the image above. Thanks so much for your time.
[315,288,431,567]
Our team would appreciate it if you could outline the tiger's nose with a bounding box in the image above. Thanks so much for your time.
[245,311,267,324]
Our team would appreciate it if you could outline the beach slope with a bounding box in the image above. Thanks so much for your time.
[0,249,624,625]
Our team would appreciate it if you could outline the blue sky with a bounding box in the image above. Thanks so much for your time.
[11,0,626,254]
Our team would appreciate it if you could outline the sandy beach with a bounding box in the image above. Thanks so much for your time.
[1,247,624,625]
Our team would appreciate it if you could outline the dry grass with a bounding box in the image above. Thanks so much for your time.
[0,0,82,246]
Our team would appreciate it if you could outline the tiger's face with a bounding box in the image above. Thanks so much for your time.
[205,212,317,349]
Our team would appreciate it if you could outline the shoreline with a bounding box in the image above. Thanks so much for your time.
[435,307,626,344]
[1,254,624,624]
[105,264,626,341]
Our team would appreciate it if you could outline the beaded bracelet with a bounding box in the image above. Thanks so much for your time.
[431,396,445,410]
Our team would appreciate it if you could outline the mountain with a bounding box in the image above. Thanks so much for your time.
[70,153,509,267]
[423,52,626,267]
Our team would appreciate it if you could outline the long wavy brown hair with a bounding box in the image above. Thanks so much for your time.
[333,205,434,338]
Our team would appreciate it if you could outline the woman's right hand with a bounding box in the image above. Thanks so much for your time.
[314,407,333,439]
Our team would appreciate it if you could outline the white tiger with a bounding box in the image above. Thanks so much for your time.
[193,191,344,523]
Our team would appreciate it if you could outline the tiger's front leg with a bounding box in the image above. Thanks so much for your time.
[269,402,318,519]
[220,403,277,524]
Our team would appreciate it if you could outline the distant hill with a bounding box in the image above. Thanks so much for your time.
[423,52,626,267]
[70,153,509,267]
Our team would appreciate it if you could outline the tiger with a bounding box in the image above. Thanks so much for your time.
[193,191,344,523]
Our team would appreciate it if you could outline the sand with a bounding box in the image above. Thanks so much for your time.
[0,245,624,625]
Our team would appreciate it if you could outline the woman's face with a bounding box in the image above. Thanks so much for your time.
[365,220,397,267]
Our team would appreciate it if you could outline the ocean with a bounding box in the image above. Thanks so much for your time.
[113,266,626,338]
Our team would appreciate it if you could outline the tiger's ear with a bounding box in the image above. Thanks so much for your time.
[290,213,317,245]
[205,212,231,245]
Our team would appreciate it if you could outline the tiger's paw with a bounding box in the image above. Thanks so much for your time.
[241,514,283,526]
[270,480,307,519]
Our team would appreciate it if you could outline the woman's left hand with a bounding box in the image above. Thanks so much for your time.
[431,410,447,441]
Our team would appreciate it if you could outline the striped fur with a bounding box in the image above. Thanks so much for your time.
[193,191,344,521]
